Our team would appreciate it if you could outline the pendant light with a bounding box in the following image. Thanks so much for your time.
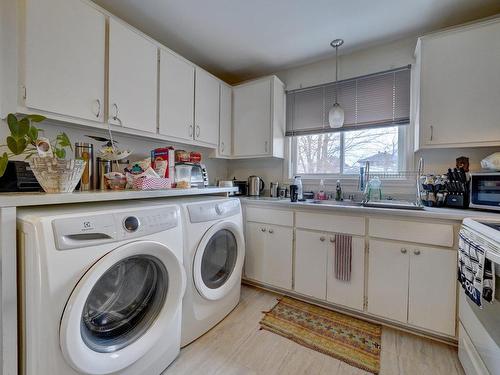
[328,39,344,128]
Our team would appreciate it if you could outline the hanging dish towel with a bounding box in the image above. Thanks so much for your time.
[458,229,495,308]
[335,234,352,282]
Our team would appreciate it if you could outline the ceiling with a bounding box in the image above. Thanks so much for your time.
[92,0,500,83]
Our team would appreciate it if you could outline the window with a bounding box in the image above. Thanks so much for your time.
[286,66,411,179]
[292,125,406,177]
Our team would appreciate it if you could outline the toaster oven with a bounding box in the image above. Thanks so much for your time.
[470,172,500,211]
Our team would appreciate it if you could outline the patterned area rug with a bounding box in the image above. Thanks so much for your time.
[260,296,381,374]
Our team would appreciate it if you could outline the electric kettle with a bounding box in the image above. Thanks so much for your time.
[248,176,265,196]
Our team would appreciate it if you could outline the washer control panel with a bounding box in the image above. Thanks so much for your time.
[188,199,240,223]
[52,206,179,250]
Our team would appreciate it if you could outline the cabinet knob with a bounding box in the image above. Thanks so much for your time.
[414,249,421,255]
[260,227,267,232]
[221,141,225,153]
[111,103,122,125]
[400,248,407,254]
[268,228,274,234]
[320,236,326,242]
[188,125,193,137]
[429,125,434,142]
[196,125,201,138]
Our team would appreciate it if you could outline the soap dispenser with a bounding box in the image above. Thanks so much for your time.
[335,180,343,201]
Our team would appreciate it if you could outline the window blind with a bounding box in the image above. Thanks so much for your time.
[286,65,411,136]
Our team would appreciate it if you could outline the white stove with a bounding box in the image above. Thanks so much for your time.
[459,218,500,375]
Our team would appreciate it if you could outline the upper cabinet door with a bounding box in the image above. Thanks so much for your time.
[219,84,232,156]
[159,49,195,142]
[108,19,157,133]
[416,19,500,148]
[233,79,271,157]
[25,0,105,122]
[194,69,220,146]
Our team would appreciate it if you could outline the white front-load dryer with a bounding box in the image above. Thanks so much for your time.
[17,200,186,375]
[179,197,245,347]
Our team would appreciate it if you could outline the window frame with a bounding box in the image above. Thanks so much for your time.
[286,124,413,185]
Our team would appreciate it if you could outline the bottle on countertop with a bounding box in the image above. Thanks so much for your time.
[293,175,303,201]
[316,179,327,200]
[335,180,343,201]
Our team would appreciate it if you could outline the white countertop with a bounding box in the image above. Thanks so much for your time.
[240,197,500,221]
[0,187,238,208]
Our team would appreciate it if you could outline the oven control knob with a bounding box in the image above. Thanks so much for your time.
[124,216,140,232]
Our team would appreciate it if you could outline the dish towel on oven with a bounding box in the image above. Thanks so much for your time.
[335,234,352,282]
[458,229,495,308]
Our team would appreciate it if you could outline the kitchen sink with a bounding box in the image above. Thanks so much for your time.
[306,200,363,207]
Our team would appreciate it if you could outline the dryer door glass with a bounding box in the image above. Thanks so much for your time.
[81,255,168,353]
[201,229,238,289]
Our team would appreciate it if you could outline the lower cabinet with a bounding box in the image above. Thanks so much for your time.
[294,229,328,299]
[367,239,457,336]
[327,236,365,311]
[245,222,293,290]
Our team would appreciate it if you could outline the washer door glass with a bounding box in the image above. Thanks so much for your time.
[81,255,168,353]
[201,229,237,290]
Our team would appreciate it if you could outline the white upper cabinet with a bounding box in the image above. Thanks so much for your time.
[159,49,195,142]
[108,18,158,133]
[233,76,285,158]
[194,68,220,146]
[414,18,500,149]
[25,0,105,122]
[218,83,232,157]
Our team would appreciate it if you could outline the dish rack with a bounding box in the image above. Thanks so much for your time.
[361,158,424,210]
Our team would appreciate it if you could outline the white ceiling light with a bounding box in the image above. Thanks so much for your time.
[328,38,345,129]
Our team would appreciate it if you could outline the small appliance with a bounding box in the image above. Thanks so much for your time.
[232,179,247,196]
[175,163,209,188]
[470,172,500,211]
[248,176,265,196]
[0,161,41,192]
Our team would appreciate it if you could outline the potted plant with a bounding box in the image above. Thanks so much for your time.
[0,113,86,193]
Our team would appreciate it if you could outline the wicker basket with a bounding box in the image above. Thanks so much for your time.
[29,157,86,193]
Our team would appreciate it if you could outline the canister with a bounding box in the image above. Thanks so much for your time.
[75,143,93,191]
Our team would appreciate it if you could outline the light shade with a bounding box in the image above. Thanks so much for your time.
[328,103,344,128]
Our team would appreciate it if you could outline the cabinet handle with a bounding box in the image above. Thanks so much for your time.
[111,103,122,126]
[221,141,225,153]
[429,125,433,142]
[260,227,267,232]
[264,141,268,153]
[320,236,326,242]
[196,125,200,138]
[188,125,193,137]
[268,228,274,234]
[414,249,421,255]
[95,99,101,118]
[400,248,407,254]
[330,237,335,243]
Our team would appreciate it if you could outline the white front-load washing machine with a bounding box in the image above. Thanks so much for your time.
[179,197,245,347]
[17,200,186,375]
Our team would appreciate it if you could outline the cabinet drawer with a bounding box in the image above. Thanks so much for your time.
[369,218,454,247]
[245,206,293,226]
[296,212,365,236]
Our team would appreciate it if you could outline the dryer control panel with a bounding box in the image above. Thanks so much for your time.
[188,199,240,223]
[52,206,179,250]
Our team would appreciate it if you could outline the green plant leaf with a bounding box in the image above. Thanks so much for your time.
[6,136,27,155]
[7,114,22,139]
[57,132,72,150]
[25,114,46,123]
[27,126,39,143]
[54,147,66,159]
[17,118,30,138]
[0,153,8,177]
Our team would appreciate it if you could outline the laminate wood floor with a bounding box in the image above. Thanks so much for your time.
[164,285,465,375]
